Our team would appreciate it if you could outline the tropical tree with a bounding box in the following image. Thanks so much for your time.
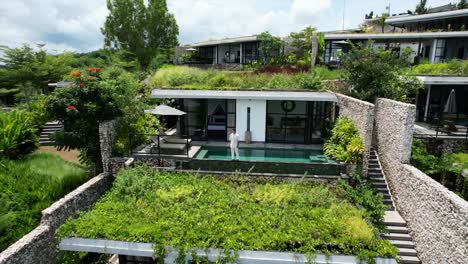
[257,31,284,63]
[415,0,428,14]
[376,13,390,33]
[0,44,74,106]
[102,0,179,70]
[289,26,325,65]
[458,0,468,9]
[340,43,423,103]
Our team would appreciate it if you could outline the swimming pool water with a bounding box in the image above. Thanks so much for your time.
[196,146,334,163]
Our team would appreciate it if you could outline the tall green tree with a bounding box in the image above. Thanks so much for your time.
[340,43,423,103]
[458,0,468,9]
[257,31,284,62]
[0,44,74,106]
[289,26,325,64]
[415,0,428,14]
[102,0,179,70]
[376,13,390,33]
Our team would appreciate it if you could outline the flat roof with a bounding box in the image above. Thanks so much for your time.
[416,76,468,85]
[192,35,258,47]
[386,9,468,25]
[151,89,338,102]
[325,31,468,40]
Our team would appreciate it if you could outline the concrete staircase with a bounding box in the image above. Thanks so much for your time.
[39,121,63,146]
[368,149,395,210]
[383,212,421,264]
[367,149,421,264]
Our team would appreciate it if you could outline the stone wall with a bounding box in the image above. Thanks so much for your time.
[336,93,375,176]
[99,120,117,173]
[420,137,468,156]
[374,98,468,264]
[0,173,113,264]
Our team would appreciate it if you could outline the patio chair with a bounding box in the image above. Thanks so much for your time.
[151,136,188,155]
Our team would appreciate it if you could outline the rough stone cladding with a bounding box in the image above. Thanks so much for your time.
[336,93,375,176]
[99,120,117,174]
[0,174,113,264]
[374,98,468,264]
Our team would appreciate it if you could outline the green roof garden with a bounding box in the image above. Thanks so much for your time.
[58,166,398,262]
[148,65,343,90]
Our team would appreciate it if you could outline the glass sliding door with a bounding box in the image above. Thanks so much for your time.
[266,100,332,144]
[181,99,207,140]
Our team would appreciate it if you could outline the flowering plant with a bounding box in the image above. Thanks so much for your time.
[45,68,122,170]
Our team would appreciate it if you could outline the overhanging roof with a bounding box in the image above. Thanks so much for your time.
[192,35,258,47]
[386,9,468,25]
[416,76,468,85]
[151,89,338,102]
[60,238,397,264]
[325,31,468,40]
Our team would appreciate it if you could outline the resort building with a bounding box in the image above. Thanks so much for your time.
[324,8,468,66]
[152,89,336,144]
[177,35,285,67]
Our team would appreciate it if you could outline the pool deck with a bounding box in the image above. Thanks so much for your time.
[133,141,325,160]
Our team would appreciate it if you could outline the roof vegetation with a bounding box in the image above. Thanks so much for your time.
[411,60,468,76]
[148,65,342,90]
[58,166,397,263]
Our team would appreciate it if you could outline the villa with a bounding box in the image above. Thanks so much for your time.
[324,8,468,66]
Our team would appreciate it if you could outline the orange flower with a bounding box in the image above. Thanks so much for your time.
[79,83,85,87]
[85,68,94,72]
[71,72,81,77]
[68,105,76,110]
[94,67,102,72]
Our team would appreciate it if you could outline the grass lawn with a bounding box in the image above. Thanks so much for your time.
[37,146,81,165]
[0,153,90,251]
[148,65,343,90]
[58,166,397,262]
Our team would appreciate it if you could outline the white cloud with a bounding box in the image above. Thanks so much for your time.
[168,0,333,44]
[0,0,456,51]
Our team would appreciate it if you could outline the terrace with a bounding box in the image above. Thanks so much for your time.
[57,167,399,263]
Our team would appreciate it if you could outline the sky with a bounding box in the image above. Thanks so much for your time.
[0,0,455,53]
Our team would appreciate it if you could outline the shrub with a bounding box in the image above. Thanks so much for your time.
[324,117,364,164]
[340,43,422,102]
[412,60,468,76]
[0,110,38,159]
[45,69,123,170]
[0,153,89,251]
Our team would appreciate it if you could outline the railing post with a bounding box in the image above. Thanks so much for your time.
[186,135,189,157]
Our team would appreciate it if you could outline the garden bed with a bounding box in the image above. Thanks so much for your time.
[148,65,342,90]
[58,166,397,262]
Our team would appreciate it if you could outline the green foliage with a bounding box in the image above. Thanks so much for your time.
[0,110,38,159]
[376,13,390,33]
[149,65,340,90]
[411,139,439,174]
[339,173,388,232]
[58,166,397,262]
[412,60,468,76]
[289,26,326,65]
[415,0,428,14]
[324,117,364,164]
[45,69,123,170]
[340,43,423,102]
[257,31,284,62]
[102,0,179,70]
[458,0,468,9]
[0,153,89,251]
[411,139,468,200]
[0,44,74,105]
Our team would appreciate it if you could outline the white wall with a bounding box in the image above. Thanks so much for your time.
[236,99,266,142]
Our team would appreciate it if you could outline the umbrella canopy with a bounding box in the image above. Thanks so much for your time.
[443,89,457,113]
[145,105,186,116]
[185,48,197,51]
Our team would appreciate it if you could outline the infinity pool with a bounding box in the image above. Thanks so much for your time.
[195,146,334,163]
